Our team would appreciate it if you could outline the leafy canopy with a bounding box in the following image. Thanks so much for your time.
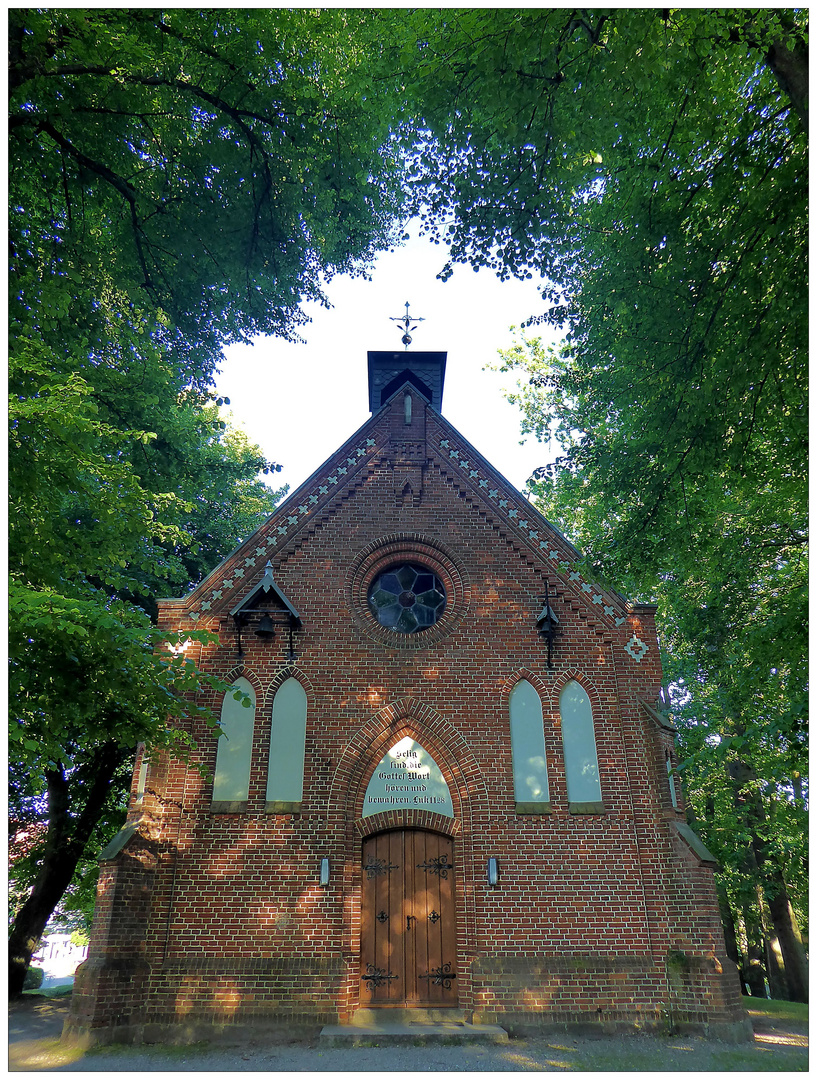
[10,8,406,371]
[394,7,809,963]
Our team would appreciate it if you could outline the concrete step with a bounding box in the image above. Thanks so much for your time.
[320,1008,509,1047]
[350,1007,471,1026]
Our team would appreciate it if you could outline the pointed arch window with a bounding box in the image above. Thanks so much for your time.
[134,743,149,807]
[666,751,679,809]
[266,677,307,813]
[212,677,256,811]
[559,680,604,812]
[509,680,550,814]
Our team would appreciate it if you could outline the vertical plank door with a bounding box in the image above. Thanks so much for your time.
[360,830,457,1008]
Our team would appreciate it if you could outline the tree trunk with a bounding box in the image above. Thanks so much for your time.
[728,755,809,1003]
[716,884,741,968]
[757,886,789,1001]
[765,32,809,134]
[8,836,83,997]
[8,742,125,997]
[748,811,809,1003]
[739,898,767,998]
[763,934,789,1001]
[761,871,809,1003]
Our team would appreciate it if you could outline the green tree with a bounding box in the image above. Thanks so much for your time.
[8,6,406,994]
[7,347,286,994]
[10,8,405,368]
[395,8,807,998]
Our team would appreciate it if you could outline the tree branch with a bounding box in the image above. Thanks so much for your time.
[34,119,155,288]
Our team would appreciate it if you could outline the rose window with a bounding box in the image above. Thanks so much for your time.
[367,563,446,633]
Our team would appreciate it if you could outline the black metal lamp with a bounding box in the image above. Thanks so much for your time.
[536,582,561,670]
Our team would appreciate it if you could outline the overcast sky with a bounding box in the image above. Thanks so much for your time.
[214,228,562,500]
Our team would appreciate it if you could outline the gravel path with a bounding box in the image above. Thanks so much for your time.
[9,997,808,1072]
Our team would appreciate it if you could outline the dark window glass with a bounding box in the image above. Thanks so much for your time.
[367,563,447,633]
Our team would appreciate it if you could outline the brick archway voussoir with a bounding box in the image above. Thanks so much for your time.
[354,810,461,838]
[328,697,488,824]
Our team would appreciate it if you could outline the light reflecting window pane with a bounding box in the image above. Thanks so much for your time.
[213,677,256,802]
[267,678,307,803]
[509,680,549,803]
[559,681,602,803]
[667,753,678,808]
[134,743,149,805]
[367,562,446,633]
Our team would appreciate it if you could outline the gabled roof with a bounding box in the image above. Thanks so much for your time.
[161,383,648,650]
[229,561,301,623]
[641,700,678,733]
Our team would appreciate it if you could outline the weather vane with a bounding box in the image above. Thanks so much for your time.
[390,301,425,350]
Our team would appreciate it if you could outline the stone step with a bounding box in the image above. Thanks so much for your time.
[351,1007,470,1026]
[320,1009,509,1047]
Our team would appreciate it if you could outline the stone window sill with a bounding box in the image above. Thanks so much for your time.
[569,801,607,814]
[265,800,302,814]
[515,801,551,815]
[210,800,248,814]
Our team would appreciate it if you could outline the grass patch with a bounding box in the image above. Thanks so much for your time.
[744,998,809,1025]
[9,1036,87,1071]
[710,1046,809,1072]
[22,984,73,1000]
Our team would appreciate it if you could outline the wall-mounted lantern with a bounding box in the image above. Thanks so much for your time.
[487,857,499,888]
[230,562,302,661]
[319,858,330,887]
[536,581,561,670]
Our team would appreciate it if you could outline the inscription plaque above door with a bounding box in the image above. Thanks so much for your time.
[362,737,453,818]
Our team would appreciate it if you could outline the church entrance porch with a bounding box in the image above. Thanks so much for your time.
[360,830,458,1008]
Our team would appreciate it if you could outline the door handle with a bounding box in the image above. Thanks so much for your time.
[406,915,416,931]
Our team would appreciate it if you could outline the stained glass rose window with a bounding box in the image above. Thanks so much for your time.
[367,563,446,633]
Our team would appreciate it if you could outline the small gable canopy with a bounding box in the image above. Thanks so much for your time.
[230,562,301,660]
[230,561,301,623]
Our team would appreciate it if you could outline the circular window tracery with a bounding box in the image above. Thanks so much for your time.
[347,536,469,649]
[367,563,446,633]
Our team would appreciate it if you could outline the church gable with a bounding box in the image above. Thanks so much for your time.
[165,418,384,625]
[166,381,643,661]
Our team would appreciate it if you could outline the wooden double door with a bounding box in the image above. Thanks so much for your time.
[360,830,457,1007]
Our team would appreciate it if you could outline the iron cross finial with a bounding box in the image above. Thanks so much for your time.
[390,301,425,350]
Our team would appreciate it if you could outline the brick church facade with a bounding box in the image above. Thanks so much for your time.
[68,349,749,1042]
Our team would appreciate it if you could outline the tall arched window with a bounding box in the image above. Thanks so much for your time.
[509,679,550,812]
[134,743,149,807]
[666,751,678,809]
[267,677,307,812]
[559,680,603,810]
[213,677,256,808]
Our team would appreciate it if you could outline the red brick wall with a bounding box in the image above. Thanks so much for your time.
[70,388,748,1040]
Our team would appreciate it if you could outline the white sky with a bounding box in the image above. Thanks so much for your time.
[214,228,562,499]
